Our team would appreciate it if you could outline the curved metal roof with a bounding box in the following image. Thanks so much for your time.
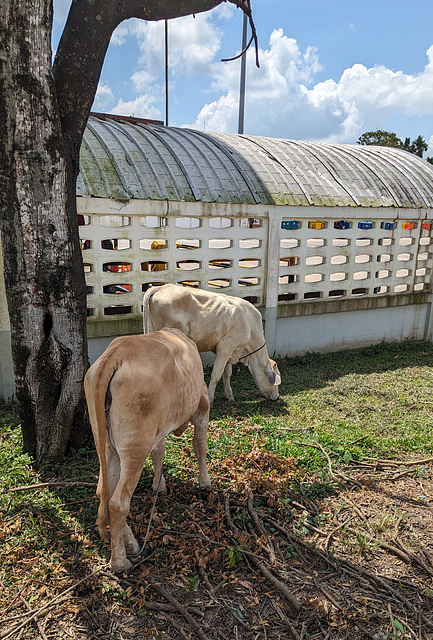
[77,114,433,208]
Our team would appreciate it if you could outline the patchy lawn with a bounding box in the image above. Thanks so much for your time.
[1,340,432,639]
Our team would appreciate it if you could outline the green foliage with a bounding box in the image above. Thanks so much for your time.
[357,129,429,159]
[357,129,404,148]
[402,134,428,157]
[388,618,408,639]
[186,574,199,592]
[226,545,243,568]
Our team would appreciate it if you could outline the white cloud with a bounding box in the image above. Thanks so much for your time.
[93,83,115,111]
[110,94,162,121]
[336,48,433,116]
[193,93,239,132]
[102,12,223,125]
[92,7,433,149]
[130,12,221,79]
[111,21,134,47]
[131,70,156,92]
[213,3,236,20]
[189,33,433,145]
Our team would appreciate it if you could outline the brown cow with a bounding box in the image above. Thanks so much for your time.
[143,284,281,405]
[84,328,210,572]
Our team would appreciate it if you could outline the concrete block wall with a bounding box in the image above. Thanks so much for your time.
[1,197,432,398]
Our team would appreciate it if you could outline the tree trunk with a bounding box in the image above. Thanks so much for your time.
[0,0,249,469]
[0,0,89,467]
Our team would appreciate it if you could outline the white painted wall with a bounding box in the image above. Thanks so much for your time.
[274,302,431,357]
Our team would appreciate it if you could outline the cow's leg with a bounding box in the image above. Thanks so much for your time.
[108,461,146,573]
[101,444,140,559]
[124,525,141,558]
[106,445,120,496]
[96,444,120,502]
[222,362,234,401]
[150,438,167,494]
[192,392,211,488]
[96,444,121,541]
[208,350,231,405]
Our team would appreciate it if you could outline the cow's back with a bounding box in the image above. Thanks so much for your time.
[144,284,255,352]
[111,329,205,428]
[87,329,206,450]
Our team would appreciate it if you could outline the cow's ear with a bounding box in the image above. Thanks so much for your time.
[266,368,281,386]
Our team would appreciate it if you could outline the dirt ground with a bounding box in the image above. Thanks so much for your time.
[1,451,432,640]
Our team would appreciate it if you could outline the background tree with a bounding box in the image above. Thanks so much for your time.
[403,134,428,157]
[0,0,255,469]
[357,129,403,148]
[357,129,431,160]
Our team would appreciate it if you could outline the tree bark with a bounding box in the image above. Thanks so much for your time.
[0,0,88,466]
[0,0,250,468]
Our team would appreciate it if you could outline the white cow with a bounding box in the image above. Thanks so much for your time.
[84,328,211,573]
[143,284,281,405]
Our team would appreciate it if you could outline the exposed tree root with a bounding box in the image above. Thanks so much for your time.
[2,465,432,640]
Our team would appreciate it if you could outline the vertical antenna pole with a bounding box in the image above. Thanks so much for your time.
[237,12,248,134]
[165,19,169,127]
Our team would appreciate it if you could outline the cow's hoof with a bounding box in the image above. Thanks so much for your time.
[199,474,211,490]
[127,554,143,564]
[110,557,132,573]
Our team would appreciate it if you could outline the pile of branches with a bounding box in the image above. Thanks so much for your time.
[1,459,432,640]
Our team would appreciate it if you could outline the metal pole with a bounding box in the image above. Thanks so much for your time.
[165,19,169,127]
[237,12,248,134]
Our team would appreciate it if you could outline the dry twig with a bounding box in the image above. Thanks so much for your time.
[246,493,277,565]
[294,440,363,488]
[224,493,301,611]
[146,575,210,640]
[0,565,108,640]
[10,481,95,492]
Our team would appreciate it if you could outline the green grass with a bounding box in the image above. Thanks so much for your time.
[205,339,433,469]
[1,339,433,584]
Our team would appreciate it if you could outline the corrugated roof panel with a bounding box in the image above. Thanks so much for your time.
[77,114,433,209]
[358,145,433,207]
[151,125,257,203]
[297,141,398,207]
[314,143,413,207]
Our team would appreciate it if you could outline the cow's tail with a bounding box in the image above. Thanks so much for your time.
[142,286,158,333]
[84,355,119,541]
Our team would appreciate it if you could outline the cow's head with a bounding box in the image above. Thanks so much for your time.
[246,357,281,400]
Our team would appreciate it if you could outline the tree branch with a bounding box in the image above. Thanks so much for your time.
[53,0,258,146]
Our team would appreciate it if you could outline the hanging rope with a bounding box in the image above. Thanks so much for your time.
[222,0,260,68]
[238,342,266,360]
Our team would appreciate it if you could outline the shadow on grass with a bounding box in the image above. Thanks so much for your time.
[2,413,432,639]
[210,339,433,420]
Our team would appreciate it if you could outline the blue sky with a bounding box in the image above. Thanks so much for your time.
[53,0,433,154]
